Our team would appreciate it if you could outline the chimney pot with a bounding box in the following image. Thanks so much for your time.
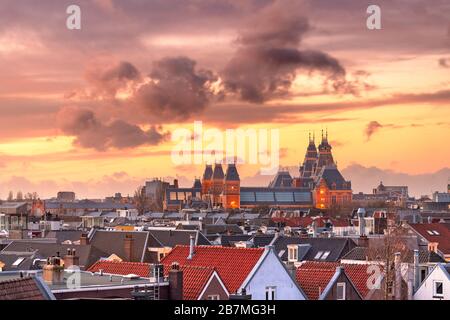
[187,235,195,260]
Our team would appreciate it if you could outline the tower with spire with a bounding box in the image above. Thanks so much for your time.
[201,164,213,196]
[314,129,335,175]
[211,163,224,206]
[299,132,318,179]
[222,162,240,210]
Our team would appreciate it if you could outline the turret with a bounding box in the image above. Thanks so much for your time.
[223,163,240,210]
[299,132,318,178]
[314,129,335,175]
[201,164,213,195]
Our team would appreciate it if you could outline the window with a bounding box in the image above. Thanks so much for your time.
[434,281,443,297]
[265,286,276,300]
[288,245,298,262]
[337,283,346,300]
[314,251,324,259]
[208,295,220,300]
[420,268,427,283]
[321,251,331,260]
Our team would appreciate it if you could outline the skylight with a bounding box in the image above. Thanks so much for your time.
[12,257,25,266]
[314,251,324,259]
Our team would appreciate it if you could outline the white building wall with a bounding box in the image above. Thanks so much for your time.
[243,250,306,300]
[414,266,450,300]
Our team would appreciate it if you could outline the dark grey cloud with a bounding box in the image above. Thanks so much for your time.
[133,56,217,120]
[221,0,354,103]
[57,106,169,150]
[84,61,141,98]
[438,58,450,68]
[365,121,383,140]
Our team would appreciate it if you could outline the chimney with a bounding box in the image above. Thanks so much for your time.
[43,256,64,285]
[80,233,89,245]
[311,220,317,238]
[357,235,369,247]
[187,235,195,260]
[63,248,80,268]
[229,288,252,300]
[428,242,438,253]
[427,216,432,224]
[394,252,402,300]
[124,234,134,261]
[413,249,420,292]
[173,179,179,188]
[168,262,183,300]
[357,208,366,236]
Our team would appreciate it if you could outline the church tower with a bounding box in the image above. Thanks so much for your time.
[299,132,318,178]
[201,164,213,196]
[315,129,335,175]
[212,163,224,206]
[223,163,240,210]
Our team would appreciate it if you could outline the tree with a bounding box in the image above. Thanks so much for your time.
[366,223,411,300]
[7,191,13,201]
[134,186,149,215]
[16,191,23,201]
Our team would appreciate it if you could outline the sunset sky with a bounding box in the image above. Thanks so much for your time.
[0,0,449,198]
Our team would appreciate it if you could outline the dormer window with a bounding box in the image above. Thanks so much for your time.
[288,245,298,262]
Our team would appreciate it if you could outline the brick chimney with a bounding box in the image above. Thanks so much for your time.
[169,262,183,300]
[63,248,79,268]
[357,235,369,247]
[43,254,64,285]
[428,242,438,253]
[124,234,134,261]
[80,233,89,245]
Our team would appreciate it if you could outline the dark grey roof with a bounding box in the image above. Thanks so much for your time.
[0,251,35,271]
[224,164,240,181]
[272,236,357,262]
[203,224,243,235]
[44,230,84,244]
[316,166,351,190]
[44,200,135,210]
[240,187,312,206]
[220,234,253,246]
[212,164,224,180]
[202,165,213,180]
[89,230,150,263]
[342,247,446,264]
[1,241,98,269]
[193,179,202,188]
[251,234,275,247]
[268,171,293,188]
[147,229,211,247]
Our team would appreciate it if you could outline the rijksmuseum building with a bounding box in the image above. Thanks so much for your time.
[164,132,352,211]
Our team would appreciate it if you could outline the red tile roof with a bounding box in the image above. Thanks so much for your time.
[88,260,151,277]
[88,260,222,300]
[180,265,216,300]
[0,277,47,300]
[296,263,336,300]
[298,261,383,298]
[161,245,264,293]
[410,223,450,254]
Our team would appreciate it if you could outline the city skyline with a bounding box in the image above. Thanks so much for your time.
[0,0,449,198]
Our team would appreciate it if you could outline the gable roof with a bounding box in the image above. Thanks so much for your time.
[408,223,450,254]
[0,276,54,300]
[0,251,35,271]
[315,166,351,190]
[272,236,356,261]
[147,229,211,247]
[88,260,227,300]
[89,230,150,262]
[220,234,253,247]
[88,260,152,277]
[1,241,98,269]
[161,245,264,293]
[296,264,336,299]
[298,261,382,298]
[342,246,446,263]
